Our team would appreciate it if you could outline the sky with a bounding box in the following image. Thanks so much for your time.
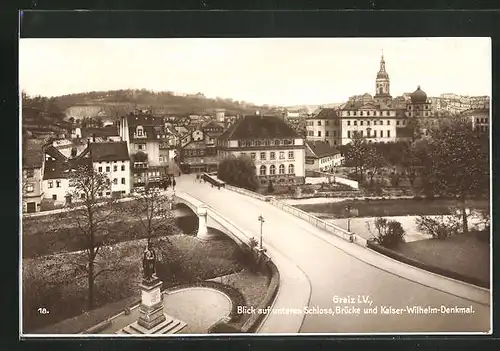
[19,38,491,107]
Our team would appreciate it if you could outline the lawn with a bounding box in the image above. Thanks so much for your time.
[22,235,245,333]
[295,198,490,219]
[392,233,490,287]
[22,211,198,259]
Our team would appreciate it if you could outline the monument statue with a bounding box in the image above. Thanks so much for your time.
[142,244,157,281]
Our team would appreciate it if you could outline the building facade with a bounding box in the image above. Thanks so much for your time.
[305,141,343,173]
[118,111,177,188]
[218,115,306,187]
[22,139,45,213]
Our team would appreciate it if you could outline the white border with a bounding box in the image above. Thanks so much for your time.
[19,36,493,338]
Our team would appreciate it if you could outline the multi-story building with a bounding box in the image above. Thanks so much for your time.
[22,138,45,213]
[75,141,131,197]
[178,120,224,173]
[42,145,71,205]
[463,108,490,132]
[217,115,306,187]
[305,141,343,174]
[305,108,342,146]
[118,111,177,188]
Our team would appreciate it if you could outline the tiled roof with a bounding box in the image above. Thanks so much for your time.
[43,158,69,180]
[218,115,299,141]
[23,139,45,169]
[306,141,340,159]
[126,114,164,127]
[309,108,339,120]
[45,145,68,162]
[89,142,130,162]
[82,126,119,138]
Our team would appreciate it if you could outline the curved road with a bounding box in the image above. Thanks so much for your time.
[176,175,490,334]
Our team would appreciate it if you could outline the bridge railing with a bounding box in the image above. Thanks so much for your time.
[219,183,367,247]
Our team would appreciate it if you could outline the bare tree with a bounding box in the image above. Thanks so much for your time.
[124,187,179,257]
[55,163,122,310]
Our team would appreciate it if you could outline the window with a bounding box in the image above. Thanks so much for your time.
[367,111,370,116]
[386,111,390,116]
[260,152,266,160]
[353,120,357,126]
[347,121,351,126]
[354,111,357,116]
[317,121,322,126]
[48,181,53,188]
[367,121,370,125]
[360,121,364,126]
[81,193,85,199]
[288,164,295,174]
[113,165,118,172]
[106,178,110,185]
[250,152,256,160]
[279,151,285,160]
[387,130,391,138]
[386,120,390,125]
[137,129,143,136]
[113,178,118,185]
[288,151,294,159]
[259,165,266,176]
[317,131,322,137]
[26,169,34,178]
[347,131,351,138]
[106,191,111,196]
[241,152,246,157]
[325,121,329,126]
[98,191,103,197]
[52,194,57,200]
[26,183,34,193]
[326,131,329,137]
[380,130,383,138]
[334,140,337,145]
[121,178,126,184]
[360,111,363,116]
[138,144,144,150]
[274,140,280,146]
[373,130,377,137]
[279,164,285,175]
[269,165,276,175]
[396,121,400,125]
[56,180,61,188]
[270,152,276,160]
[98,166,103,172]
[106,166,110,172]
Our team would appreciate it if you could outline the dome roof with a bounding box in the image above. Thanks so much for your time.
[410,86,427,104]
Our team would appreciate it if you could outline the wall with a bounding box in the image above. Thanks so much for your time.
[93,160,131,195]
[313,171,359,189]
[43,178,70,204]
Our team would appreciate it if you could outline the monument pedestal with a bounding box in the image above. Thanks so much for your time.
[119,276,187,335]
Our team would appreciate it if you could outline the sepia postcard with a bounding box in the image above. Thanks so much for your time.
[19,36,492,337]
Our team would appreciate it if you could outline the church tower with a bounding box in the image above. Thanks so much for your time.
[374,53,392,104]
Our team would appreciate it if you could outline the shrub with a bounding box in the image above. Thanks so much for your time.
[415,215,460,240]
[267,181,274,194]
[390,173,400,187]
[368,217,406,248]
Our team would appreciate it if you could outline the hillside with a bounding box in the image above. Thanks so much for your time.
[55,89,274,119]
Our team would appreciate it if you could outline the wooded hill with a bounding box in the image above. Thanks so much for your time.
[54,89,275,118]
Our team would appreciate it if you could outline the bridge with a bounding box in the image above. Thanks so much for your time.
[174,174,490,334]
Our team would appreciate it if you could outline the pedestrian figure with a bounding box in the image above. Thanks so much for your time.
[173,179,176,189]
[178,171,181,177]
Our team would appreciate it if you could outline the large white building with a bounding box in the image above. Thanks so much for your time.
[307,54,437,146]
[217,115,306,187]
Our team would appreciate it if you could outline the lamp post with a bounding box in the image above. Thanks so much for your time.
[258,215,265,250]
[345,205,352,232]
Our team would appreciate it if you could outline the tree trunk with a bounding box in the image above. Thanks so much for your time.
[88,261,94,310]
[460,196,469,234]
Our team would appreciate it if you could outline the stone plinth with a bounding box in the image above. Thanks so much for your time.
[118,275,187,335]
